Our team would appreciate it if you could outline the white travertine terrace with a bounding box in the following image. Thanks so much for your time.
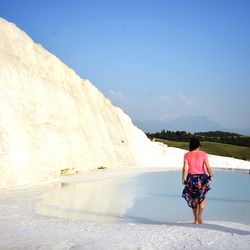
[0,18,169,188]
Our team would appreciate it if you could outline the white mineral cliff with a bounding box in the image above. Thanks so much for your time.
[0,18,169,188]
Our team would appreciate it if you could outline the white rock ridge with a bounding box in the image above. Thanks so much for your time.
[0,18,169,188]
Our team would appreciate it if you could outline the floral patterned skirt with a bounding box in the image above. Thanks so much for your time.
[182,174,211,208]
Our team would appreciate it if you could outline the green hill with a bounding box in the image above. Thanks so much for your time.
[147,130,250,147]
[153,139,250,161]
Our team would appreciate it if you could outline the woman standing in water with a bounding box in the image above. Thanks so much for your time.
[182,137,213,224]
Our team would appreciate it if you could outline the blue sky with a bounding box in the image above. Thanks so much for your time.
[1,0,250,129]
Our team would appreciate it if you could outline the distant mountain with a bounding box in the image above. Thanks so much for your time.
[134,116,226,133]
[230,128,250,136]
[134,116,250,136]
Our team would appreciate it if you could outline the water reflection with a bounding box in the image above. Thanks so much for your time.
[36,178,135,222]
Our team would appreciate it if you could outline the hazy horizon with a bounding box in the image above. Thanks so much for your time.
[1,0,250,129]
[133,115,250,135]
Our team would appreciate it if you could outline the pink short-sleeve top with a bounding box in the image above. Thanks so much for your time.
[184,150,208,174]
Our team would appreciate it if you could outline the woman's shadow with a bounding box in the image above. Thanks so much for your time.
[121,215,250,236]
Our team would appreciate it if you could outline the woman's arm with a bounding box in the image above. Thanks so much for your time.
[204,157,213,177]
[182,160,188,184]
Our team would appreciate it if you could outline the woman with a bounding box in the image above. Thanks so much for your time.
[182,137,213,224]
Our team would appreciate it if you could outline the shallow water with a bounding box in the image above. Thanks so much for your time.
[36,170,250,224]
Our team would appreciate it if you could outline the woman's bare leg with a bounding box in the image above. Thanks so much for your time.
[192,207,199,224]
[198,199,206,224]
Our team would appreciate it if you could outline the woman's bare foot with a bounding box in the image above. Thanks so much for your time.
[198,216,203,224]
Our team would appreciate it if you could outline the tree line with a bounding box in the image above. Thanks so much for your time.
[146,130,250,147]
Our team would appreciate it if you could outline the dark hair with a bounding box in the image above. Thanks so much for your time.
[189,137,201,151]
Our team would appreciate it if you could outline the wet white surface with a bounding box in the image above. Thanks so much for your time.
[1,168,250,250]
[36,170,250,224]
